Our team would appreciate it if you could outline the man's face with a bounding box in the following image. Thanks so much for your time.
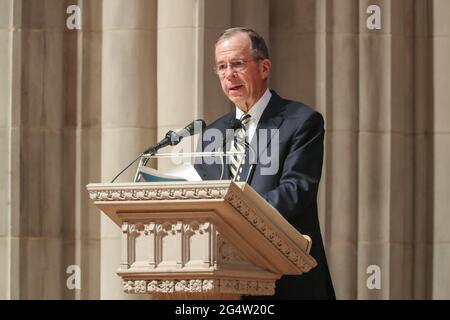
[215,33,271,112]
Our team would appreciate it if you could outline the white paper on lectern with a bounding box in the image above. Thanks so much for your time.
[165,163,203,181]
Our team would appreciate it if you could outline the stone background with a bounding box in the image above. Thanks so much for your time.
[0,0,449,299]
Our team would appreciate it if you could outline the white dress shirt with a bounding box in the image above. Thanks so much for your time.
[235,88,272,142]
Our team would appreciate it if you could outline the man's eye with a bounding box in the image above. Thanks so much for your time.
[231,61,244,68]
[217,64,227,71]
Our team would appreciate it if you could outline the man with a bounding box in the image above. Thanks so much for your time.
[194,27,336,300]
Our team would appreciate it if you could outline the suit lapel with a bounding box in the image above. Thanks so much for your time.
[242,91,285,181]
[253,91,285,152]
[251,91,285,159]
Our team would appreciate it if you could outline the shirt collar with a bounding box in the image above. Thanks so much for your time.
[235,88,272,121]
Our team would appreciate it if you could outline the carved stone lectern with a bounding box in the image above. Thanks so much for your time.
[86,181,317,299]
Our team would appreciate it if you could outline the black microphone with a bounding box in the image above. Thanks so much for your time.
[229,118,243,130]
[111,119,206,183]
[223,119,243,150]
[143,119,206,155]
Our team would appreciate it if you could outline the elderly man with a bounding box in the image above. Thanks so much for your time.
[194,27,335,300]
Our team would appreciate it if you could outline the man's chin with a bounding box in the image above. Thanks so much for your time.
[227,96,243,106]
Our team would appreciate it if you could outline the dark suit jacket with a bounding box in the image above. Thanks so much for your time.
[194,91,336,300]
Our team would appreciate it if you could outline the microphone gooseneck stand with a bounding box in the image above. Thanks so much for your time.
[111,119,206,183]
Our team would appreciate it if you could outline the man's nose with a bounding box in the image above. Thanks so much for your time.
[223,66,237,78]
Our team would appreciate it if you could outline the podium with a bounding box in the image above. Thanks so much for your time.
[86,180,317,299]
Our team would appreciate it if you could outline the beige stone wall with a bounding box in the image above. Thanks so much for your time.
[0,0,449,299]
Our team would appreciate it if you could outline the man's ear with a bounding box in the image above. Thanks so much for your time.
[260,59,272,80]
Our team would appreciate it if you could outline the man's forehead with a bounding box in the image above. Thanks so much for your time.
[215,33,251,58]
[217,32,250,45]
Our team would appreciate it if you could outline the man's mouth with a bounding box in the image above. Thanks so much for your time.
[229,85,243,91]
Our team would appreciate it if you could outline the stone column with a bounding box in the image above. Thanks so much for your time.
[157,0,204,168]
[232,0,270,42]
[357,0,415,299]
[412,0,433,300]
[429,0,450,300]
[1,0,71,299]
[67,0,103,300]
[269,0,323,106]
[0,0,16,299]
[202,0,233,123]
[321,0,360,300]
[100,0,157,299]
[157,0,200,170]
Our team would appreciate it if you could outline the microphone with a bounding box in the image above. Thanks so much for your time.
[228,118,243,130]
[143,119,206,155]
[223,119,243,150]
[111,119,206,183]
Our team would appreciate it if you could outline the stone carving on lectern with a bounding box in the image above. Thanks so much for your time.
[88,186,228,201]
[226,192,312,273]
[121,220,216,269]
[123,278,275,295]
[119,219,276,296]
[121,220,256,270]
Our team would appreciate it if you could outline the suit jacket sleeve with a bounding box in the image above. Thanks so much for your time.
[262,111,325,222]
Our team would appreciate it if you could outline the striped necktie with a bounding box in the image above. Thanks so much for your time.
[229,113,251,180]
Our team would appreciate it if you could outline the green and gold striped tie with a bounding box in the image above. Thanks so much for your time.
[229,113,251,180]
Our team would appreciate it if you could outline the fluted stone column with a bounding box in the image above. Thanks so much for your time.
[411,0,433,300]
[202,0,233,123]
[269,0,324,107]
[321,0,360,300]
[100,0,157,299]
[157,0,201,169]
[157,0,211,166]
[357,0,415,299]
[67,0,103,300]
[0,0,75,299]
[0,0,16,299]
[232,0,270,42]
[429,0,450,300]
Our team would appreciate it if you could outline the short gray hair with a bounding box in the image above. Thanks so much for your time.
[215,27,270,60]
